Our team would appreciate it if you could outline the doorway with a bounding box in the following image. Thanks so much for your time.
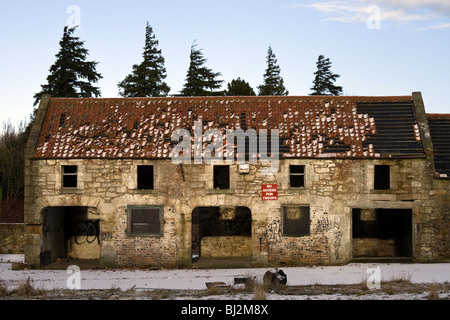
[191,206,252,265]
[40,206,100,266]
[352,208,412,258]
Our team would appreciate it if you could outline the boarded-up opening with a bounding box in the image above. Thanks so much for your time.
[40,206,100,266]
[352,208,412,258]
[191,206,251,261]
[127,206,162,236]
[282,205,310,236]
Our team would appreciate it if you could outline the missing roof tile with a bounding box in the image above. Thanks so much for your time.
[59,113,66,127]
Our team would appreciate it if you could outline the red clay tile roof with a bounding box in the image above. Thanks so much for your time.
[32,96,424,159]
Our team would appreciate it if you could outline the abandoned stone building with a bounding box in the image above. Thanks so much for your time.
[24,92,449,268]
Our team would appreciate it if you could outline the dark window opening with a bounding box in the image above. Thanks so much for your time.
[374,165,390,190]
[290,165,305,188]
[62,165,77,188]
[214,165,230,189]
[128,206,162,236]
[137,165,154,190]
[282,205,310,237]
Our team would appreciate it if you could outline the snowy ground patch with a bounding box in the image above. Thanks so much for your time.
[0,255,449,300]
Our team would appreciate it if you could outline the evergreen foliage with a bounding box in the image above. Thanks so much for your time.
[33,26,102,106]
[224,78,256,96]
[258,46,288,96]
[118,22,170,97]
[310,55,343,96]
[180,41,223,96]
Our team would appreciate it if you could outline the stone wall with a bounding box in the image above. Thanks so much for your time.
[24,153,449,268]
[416,178,450,261]
[201,236,252,257]
[0,224,24,254]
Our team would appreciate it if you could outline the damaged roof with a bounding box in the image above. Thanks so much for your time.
[427,113,450,179]
[32,95,425,160]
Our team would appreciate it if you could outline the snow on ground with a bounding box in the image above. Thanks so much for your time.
[0,254,449,295]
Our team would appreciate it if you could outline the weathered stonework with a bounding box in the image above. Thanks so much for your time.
[23,155,449,268]
[0,224,24,254]
[201,236,252,257]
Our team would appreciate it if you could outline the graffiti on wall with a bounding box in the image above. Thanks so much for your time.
[314,210,342,261]
[254,226,267,253]
[333,230,342,261]
[267,219,282,245]
[253,206,343,261]
[74,219,100,244]
[253,218,283,253]
[72,207,100,246]
[316,216,339,233]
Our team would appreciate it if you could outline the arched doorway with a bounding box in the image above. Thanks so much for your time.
[191,206,252,267]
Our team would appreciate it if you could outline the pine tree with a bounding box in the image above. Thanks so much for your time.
[180,41,223,96]
[33,26,102,106]
[310,55,343,96]
[258,46,288,96]
[118,22,170,97]
[225,78,256,96]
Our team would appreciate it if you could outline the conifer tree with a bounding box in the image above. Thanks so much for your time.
[118,22,170,97]
[33,26,102,106]
[180,41,223,96]
[258,46,288,96]
[310,55,343,96]
[225,78,256,96]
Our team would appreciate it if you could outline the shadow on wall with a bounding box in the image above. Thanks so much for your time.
[40,206,100,266]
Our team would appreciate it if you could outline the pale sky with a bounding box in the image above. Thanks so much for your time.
[1,0,449,127]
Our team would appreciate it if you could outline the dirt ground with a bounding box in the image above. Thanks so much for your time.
[1,278,448,300]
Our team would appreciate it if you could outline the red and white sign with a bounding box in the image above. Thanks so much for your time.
[261,184,278,200]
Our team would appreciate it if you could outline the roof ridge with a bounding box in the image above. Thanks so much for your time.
[49,95,413,101]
